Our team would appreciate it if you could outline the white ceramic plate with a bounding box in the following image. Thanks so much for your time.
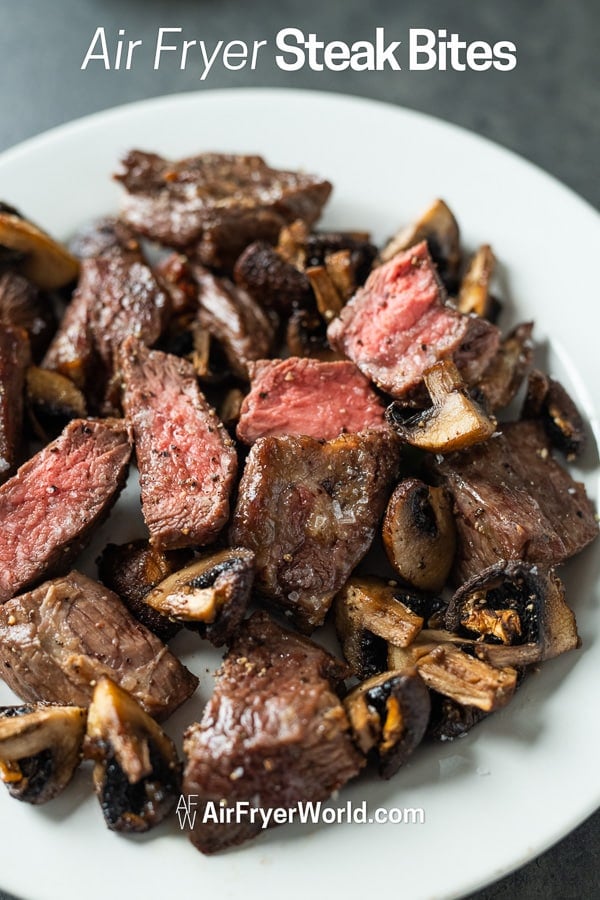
[0,89,598,900]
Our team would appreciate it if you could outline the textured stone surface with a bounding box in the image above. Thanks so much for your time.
[0,1,598,898]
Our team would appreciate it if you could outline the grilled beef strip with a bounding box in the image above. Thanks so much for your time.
[237,357,388,444]
[230,430,400,631]
[182,611,363,854]
[0,418,131,603]
[432,420,598,581]
[0,571,198,720]
[0,327,30,483]
[233,241,314,313]
[0,272,55,360]
[327,241,500,399]
[42,244,169,409]
[115,151,332,270]
[68,216,141,260]
[120,338,237,551]
[192,266,275,380]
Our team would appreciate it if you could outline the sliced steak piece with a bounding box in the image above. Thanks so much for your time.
[120,338,237,550]
[327,241,500,398]
[193,266,275,379]
[42,248,169,407]
[230,430,400,631]
[433,420,598,581]
[0,327,30,482]
[0,418,131,602]
[0,271,55,360]
[182,611,363,853]
[68,216,141,260]
[237,357,388,444]
[0,571,197,720]
[115,150,332,270]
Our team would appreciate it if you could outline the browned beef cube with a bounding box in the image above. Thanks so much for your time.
[327,241,500,398]
[433,420,598,581]
[0,418,131,602]
[120,339,237,550]
[0,326,29,482]
[115,151,332,270]
[183,611,363,853]
[230,430,400,630]
[0,571,197,719]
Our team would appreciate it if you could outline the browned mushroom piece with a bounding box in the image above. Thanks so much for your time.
[25,366,87,441]
[380,199,461,289]
[306,265,344,323]
[456,244,500,319]
[344,670,430,778]
[144,548,255,646]
[233,241,314,313]
[0,704,87,804]
[382,478,457,592]
[84,677,182,834]
[522,369,586,458]
[96,540,194,642]
[386,359,497,453]
[475,322,534,411]
[0,210,79,290]
[426,692,489,741]
[219,387,245,430]
[286,307,341,361]
[445,561,580,668]
[0,271,56,360]
[334,577,424,679]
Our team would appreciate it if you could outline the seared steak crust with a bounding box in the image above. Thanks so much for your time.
[0,418,131,602]
[0,326,30,482]
[120,339,237,550]
[183,611,363,853]
[327,241,500,398]
[0,571,197,719]
[115,151,332,270]
[230,431,400,630]
[237,357,388,443]
[433,420,598,581]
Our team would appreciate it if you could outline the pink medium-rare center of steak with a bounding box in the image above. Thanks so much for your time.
[0,418,131,602]
[120,339,238,550]
[236,357,388,443]
[327,241,500,398]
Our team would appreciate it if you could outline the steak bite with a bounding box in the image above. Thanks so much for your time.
[236,357,388,444]
[182,611,363,854]
[0,327,30,482]
[193,266,275,380]
[120,338,237,551]
[327,241,500,399]
[230,430,400,631]
[432,420,598,581]
[115,150,332,270]
[42,246,169,407]
[0,571,197,720]
[0,272,55,360]
[0,418,131,603]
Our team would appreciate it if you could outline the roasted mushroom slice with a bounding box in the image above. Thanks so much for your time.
[456,244,500,319]
[344,670,430,778]
[334,577,424,679]
[25,366,87,441]
[84,677,181,833]
[386,359,497,453]
[0,271,56,360]
[0,704,86,804]
[427,692,489,741]
[306,265,344,322]
[0,210,79,290]
[97,540,194,642]
[445,561,580,668]
[412,644,517,712]
[382,478,456,592]
[144,548,255,646]
[380,199,461,289]
[522,369,586,458]
[286,307,340,361]
[475,322,534,411]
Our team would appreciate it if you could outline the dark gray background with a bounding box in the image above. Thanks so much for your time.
[0,1,598,898]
